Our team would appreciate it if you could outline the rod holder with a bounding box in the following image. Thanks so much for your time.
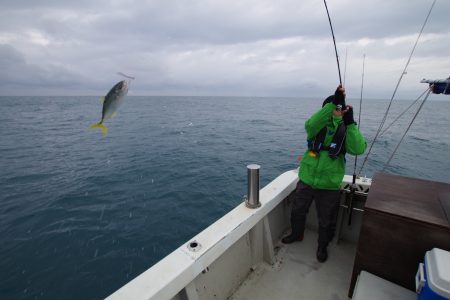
[245,164,261,208]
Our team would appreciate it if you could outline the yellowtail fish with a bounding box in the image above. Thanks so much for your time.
[89,80,128,136]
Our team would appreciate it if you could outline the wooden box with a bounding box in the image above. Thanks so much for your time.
[349,172,450,297]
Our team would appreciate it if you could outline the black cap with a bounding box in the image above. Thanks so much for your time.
[322,95,334,107]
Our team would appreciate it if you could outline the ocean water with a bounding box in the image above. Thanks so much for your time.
[1,95,449,300]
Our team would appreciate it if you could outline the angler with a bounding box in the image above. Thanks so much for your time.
[282,85,367,263]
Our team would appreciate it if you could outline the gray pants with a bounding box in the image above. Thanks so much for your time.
[291,180,341,247]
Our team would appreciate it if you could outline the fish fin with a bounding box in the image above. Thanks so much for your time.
[99,96,105,103]
[89,122,108,136]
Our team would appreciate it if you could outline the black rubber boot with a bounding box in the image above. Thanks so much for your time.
[281,231,304,244]
[316,245,328,263]
[282,215,305,244]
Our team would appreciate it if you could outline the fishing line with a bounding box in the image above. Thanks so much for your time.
[382,88,432,171]
[117,72,135,80]
[379,87,429,137]
[323,0,342,85]
[352,54,365,179]
[343,47,348,86]
[358,0,436,176]
[357,55,365,130]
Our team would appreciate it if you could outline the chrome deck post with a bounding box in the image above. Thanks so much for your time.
[245,164,261,208]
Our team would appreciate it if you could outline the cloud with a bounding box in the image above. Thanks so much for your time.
[0,0,449,97]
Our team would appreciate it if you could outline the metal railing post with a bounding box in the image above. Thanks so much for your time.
[245,164,261,208]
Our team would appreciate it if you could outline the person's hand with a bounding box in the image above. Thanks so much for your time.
[333,85,346,107]
[343,105,356,125]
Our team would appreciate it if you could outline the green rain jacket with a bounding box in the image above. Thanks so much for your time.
[299,103,367,190]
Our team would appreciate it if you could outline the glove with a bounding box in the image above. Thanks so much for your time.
[333,85,346,107]
[343,106,356,125]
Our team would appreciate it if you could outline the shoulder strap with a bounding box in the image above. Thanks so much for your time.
[309,127,328,154]
[328,122,346,159]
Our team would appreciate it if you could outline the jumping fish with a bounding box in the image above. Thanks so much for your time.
[89,80,129,135]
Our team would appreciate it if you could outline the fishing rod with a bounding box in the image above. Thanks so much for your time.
[323,0,342,85]
[323,0,361,226]
[347,54,365,226]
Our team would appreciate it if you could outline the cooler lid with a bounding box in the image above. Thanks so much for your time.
[425,248,450,298]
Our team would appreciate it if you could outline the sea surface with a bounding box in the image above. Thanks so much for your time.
[1,95,450,300]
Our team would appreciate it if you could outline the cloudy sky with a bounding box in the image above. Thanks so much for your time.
[0,0,448,98]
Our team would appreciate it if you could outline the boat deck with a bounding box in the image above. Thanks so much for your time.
[230,228,356,300]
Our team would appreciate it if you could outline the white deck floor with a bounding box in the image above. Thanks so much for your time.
[230,228,357,300]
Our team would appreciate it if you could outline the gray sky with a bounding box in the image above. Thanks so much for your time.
[0,0,449,98]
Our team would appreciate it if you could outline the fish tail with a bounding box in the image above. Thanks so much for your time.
[89,122,108,136]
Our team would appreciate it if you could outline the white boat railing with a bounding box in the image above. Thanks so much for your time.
[106,169,299,300]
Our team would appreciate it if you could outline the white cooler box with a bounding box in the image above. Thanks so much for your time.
[416,248,450,300]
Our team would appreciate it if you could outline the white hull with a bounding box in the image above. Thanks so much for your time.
[107,170,372,300]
